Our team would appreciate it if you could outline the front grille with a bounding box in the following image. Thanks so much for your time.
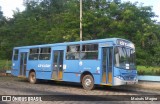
[123,76,135,80]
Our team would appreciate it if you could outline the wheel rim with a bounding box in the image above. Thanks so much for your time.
[30,73,35,82]
[85,78,92,87]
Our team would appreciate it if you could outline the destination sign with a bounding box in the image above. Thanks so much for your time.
[117,39,135,48]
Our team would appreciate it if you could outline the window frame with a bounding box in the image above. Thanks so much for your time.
[39,47,51,60]
[66,45,80,60]
[13,49,19,61]
[66,43,99,60]
[29,48,39,60]
[81,44,98,60]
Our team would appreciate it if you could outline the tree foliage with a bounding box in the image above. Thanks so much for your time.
[0,0,159,66]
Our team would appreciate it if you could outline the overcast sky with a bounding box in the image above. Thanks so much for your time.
[0,0,25,17]
[0,0,159,22]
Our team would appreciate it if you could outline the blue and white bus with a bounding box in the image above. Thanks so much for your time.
[11,38,138,90]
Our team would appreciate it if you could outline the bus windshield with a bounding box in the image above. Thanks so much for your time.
[114,47,135,70]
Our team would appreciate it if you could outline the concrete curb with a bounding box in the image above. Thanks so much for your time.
[138,75,160,82]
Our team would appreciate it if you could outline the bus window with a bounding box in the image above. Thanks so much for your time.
[13,49,19,60]
[66,45,80,60]
[114,47,136,70]
[29,48,39,60]
[81,44,98,60]
[39,47,51,60]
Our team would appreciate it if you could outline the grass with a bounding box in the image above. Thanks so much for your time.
[0,60,12,72]
[137,66,160,76]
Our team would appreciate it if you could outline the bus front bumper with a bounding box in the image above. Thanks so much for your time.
[113,77,138,86]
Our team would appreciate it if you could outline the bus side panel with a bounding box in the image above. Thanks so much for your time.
[35,71,42,79]
[11,60,19,76]
[63,60,79,72]
[37,60,52,80]
[26,71,51,79]
[63,73,80,82]
[41,71,52,79]
[62,60,101,84]
[26,60,39,77]
[62,72,101,84]
[26,60,52,80]
[26,70,29,78]
[92,74,101,84]
[62,60,80,82]
[79,60,101,84]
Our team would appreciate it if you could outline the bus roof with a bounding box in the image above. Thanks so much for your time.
[13,38,132,49]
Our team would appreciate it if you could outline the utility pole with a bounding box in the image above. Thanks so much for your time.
[80,0,82,41]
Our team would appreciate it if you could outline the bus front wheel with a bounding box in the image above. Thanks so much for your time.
[82,75,95,90]
[29,71,37,84]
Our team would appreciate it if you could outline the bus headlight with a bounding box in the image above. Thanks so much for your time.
[134,76,138,81]
[117,76,124,80]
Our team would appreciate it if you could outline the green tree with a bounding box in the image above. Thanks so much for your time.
[0,0,159,66]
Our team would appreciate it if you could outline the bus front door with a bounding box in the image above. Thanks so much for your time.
[52,50,64,80]
[101,47,113,84]
[20,52,27,76]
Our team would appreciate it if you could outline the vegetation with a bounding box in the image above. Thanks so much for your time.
[0,0,160,67]
[137,66,160,75]
[0,60,11,72]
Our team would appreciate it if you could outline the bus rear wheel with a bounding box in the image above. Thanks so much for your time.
[82,75,95,90]
[29,71,37,84]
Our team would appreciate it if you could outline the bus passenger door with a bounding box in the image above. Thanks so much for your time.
[101,47,113,84]
[20,52,27,76]
[52,50,64,80]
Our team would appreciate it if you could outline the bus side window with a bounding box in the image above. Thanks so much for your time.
[66,45,80,60]
[29,48,39,60]
[39,47,51,60]
[13,49,19,60]
[81,44,98,60]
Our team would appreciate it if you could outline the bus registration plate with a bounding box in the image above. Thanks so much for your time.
[127,81,134,85]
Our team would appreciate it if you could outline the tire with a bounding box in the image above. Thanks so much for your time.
[82,75,95,90]
[29,71,37,84]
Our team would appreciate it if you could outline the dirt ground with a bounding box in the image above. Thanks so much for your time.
[0,76,160,104]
